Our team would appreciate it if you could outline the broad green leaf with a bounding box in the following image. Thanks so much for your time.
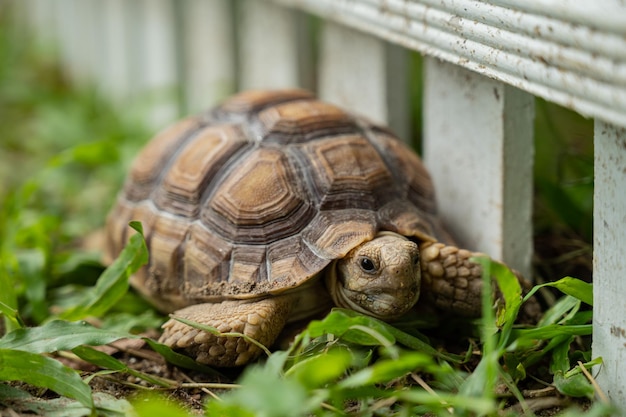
[214,365,310,417]
[398,389,497,415]
[306,309,395,346]
[553,370,595,398]
[286,348,352,389]
[132,394,192,417]
[0,348,93,409]
[60,221,148,321]
[310,308,462,362]
[100,310,164,333]
[0,384,132,417]
[204,401,256,417]
[339,351,433,388]
[0,319,132,353]
[525,276,592,306]
[72,345,172,387]
[550,337,595,398]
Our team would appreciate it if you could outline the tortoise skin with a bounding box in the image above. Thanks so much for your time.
[105,90,453,312]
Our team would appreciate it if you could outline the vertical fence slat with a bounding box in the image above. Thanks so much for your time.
[593,122,626,410]
[180,0,235,113]
[318,21,408,138]
[135,0,179,128]
[53,0,82,83]
[423,57,534,278]
[21,0,56,43]
[98,0,132,102]
[76,0,102,86]
[238,0,300,89]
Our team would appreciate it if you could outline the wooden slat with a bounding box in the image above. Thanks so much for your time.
[180,0,236,113]
[238,0,300,89]
[98,0,132,101]
[52,0,82,83]
[134,0,179,128]
[21,0,56,42]
[423,57,534,278]
[593,122,626,408]
[269,0,626,128]
[74,0,102,86]
[318,21,409,140]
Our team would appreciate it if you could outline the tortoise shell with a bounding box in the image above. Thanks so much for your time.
[105,89,449,311]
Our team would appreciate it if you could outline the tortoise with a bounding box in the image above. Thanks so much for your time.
[105,89,520,367]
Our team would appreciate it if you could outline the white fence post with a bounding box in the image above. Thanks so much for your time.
[593,122,626,409]
[238,0,300,90]
[133,0,179,128]
[318,21,408,138]
[52,0,82,83]
[423,58,535,278]
[20,0,56,44]
[98,0,133,102]
[179,0,235,113]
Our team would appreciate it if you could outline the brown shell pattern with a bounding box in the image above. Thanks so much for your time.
[105,89,447,310]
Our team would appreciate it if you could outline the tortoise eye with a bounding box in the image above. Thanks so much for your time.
[359,257,377,273]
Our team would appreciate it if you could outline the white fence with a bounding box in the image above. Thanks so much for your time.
[16,0,626,410]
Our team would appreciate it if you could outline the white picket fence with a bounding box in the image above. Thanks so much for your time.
[17,0,626,410]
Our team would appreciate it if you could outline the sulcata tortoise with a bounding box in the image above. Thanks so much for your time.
[105,89,521,367]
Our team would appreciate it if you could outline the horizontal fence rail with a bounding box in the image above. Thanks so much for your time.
[271,0,626,128]
[14,0,626,412]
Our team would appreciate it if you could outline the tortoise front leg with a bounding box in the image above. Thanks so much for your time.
[160,295,295,367]
[419,242,491,317]
[418,242,540,321]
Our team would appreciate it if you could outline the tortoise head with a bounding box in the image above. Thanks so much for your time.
[326,232,421,320]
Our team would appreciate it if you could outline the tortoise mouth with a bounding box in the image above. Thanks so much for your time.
[337,286,420,320]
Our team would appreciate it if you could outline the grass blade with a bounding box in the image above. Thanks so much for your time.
[72,345,173,388]
[143,338,223,377]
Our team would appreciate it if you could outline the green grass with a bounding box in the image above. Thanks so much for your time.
[0,6,613,417]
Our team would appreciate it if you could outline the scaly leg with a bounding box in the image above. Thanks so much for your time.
[160,294,295,367]
[419,242,485,317]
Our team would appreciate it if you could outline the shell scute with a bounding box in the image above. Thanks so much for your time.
[203,147,315,244]
[153,124,248,217]
[182,223,232,301]
[302,209,377,260]
[301,135,396,210]
[125,116,202,201]
[257,100,358,144]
